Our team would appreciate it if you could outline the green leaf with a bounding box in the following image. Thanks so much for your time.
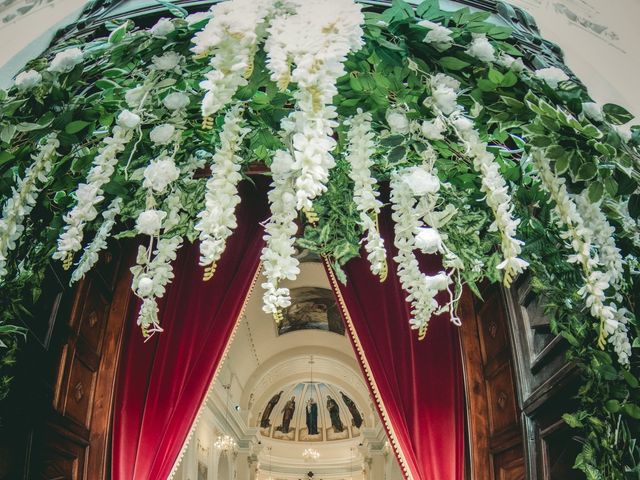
[488,69,503,84]
[623,403,640,420]
[0,151,14,167]
[65,120,91,134]
[95,79,120,90]
[602,103,634,125]
[0,125,16,144]
[152,0,188,18]
[416,0,440,18]
[562,413,584,428]
[628,194,640,219]
[587,181,603,203]
[108,21,129,44]
[576,162,597,181]
[439,57,470,71]
[622,370,639,389]
[605,399,621,413]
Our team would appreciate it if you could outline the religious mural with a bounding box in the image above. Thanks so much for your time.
[257,382,363,442]
[277,287,345,336]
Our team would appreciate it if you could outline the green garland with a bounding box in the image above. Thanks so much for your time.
[0,1,638,476]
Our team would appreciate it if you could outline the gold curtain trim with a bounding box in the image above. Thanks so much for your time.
[323,255,414,480]
[167,262,263,479]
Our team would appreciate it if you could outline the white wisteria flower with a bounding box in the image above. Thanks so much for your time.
[117,109,141,129]
[193,0,274,116]
[582,102,604,122]
[150,17,175,37]
[609,307,633,365]
[425,73,460,115]
[54,124,134,262]
[150,123,176,145]
[143,156,181,193]
[48,47,83,73]
[534,66,569,88]
[195,105,248,269]
[186,11,212,25]
[14,69,42,90]
[125,85,147,107]
[70,198,122,284]
[0,134,59,280]
[386,109,411,135]
[420,118,446,140]
[390,170,451,338]
[163,92,190,111]
[345,110,387,276]
[531,149,621,353]
[614,123,633,143]
[465,34,495,62]
[135,209,167,236]
[152,51,183,71]
[418,19,453,51]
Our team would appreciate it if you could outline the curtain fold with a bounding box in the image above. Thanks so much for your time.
[111,179,269,480]
[325,198,465,480]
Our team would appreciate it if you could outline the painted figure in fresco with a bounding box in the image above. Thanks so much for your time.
[306,397,319,435]
[279,396,296,434]
[340,391,363,428]
[326,395,344,432]
[260,390,283,428]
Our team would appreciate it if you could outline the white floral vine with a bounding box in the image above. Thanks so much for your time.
[70,198,122,284]
[424,73,528,287]
[0,133,59,281]
[531,150,622,356]
[390,165,454,339]
[195,105,248,275]
[192,0,275,117]
[345,110,387,277]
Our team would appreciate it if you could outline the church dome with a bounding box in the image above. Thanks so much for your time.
[256,382,365,443]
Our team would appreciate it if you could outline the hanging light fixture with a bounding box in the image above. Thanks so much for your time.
[214,383,238,452]
[302,448,320,462]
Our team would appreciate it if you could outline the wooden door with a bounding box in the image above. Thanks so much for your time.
[459,283,526,480]
[0,242,134,480]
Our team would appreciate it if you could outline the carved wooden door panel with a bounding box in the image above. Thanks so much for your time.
[0,243,133,480]
[459,283,525,480]
[41,243,134,480]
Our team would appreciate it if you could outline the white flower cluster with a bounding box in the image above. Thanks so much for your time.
[418,19,453,51]
[425,74,528,285]
[531,150,627,360]
[152,51,184,72]
[465,34,495,62]
[54,120,136,263]
[150,17,175,37]
[143,156,181,194]
[265,0,364,211]
[70,198,122,284]
[195,105,248,269]
[131,235,183,336]
[534,66,569,88]
[609,308,633,366]
[345,110,386,275]
[48,47,83,73]
[390,166,451,338]
[260,149,300,315]
[0,134,59,280]
[14,69,42,90]
[192,0,274,117]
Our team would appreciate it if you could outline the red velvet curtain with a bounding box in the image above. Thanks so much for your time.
[111,179,269,480]
[325,199,465,480]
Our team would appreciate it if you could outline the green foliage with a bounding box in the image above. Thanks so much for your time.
[0,3,638,476]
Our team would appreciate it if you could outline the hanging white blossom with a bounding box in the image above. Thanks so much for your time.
[424,73,461,115]
[345,110,387,276]
[70,198,122,284]
[496,53,525,72]
[150,124,176,145]
[193,0,275,117]
[53,123,135,264]
[0,134,59,280]
[386,109,411,135]
[390,167,452,338]
[261,150,300,315]
[264,0,364,211]
[143,156,181,193]
[195,105,248,273]
[582,102,604,122]
[531,150,621,353]
[163,92,190,111]
[609,307,633,366]
[152,51,183,71]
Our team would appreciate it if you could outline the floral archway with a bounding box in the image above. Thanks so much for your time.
[0,0,638,477]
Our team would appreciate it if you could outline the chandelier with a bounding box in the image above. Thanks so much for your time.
[215,384,238,452]
[302,448,320,462]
